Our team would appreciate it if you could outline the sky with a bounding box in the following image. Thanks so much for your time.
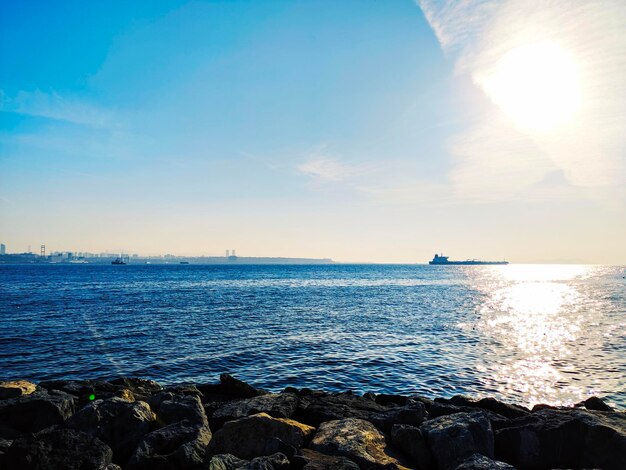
[1,0,625,263]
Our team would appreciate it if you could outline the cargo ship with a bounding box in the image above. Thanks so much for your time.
[428,254,508,265]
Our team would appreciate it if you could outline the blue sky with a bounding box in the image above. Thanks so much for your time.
[1,1,625,262]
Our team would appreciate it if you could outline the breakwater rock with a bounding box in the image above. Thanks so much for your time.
[0,375,624,469]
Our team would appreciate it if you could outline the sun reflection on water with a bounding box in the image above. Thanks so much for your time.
[469,264,600,407]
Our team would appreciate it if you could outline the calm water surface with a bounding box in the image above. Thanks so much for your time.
[1,264,624,408]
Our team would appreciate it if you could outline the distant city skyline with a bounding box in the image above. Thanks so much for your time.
[1,1,625,264]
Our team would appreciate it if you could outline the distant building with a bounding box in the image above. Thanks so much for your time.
[0,244,5,255]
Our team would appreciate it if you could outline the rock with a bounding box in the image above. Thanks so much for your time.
[390,424,433,470]
[219,374,261,399]
[296,391,388,427]
[375,394,412,407]
[155,394,208,427]
[109,377,162,401]
[0,380,37,400]
[495,408,626,469]
[39,379,121,404]
[162,384,203,397]
[296,448,359,470]
[370,400,427,433]
[421,411,494,470]
[0,390,75,437]
[208,453,249,469]
[436,396,529,420]
[581,396,613,411]
[211,393,299,429]
[454,453,515,469]
[4,428,113,470]
[208,412,315,460]
[310,418,411,469]
[126,420,211,469]
[67,396,157,464]
[207,452,290,469]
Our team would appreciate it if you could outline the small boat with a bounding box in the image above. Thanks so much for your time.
[180,261,189,265]
[429,254,508,265]
[111,257,127,265]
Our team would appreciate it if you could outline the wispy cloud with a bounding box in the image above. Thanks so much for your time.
[1,89,117,128]
[418,0,626,193]
[297,156,372,182]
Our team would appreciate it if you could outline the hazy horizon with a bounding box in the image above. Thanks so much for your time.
[2,1,625,264]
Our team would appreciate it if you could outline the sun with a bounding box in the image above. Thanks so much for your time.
[479,41,581,132]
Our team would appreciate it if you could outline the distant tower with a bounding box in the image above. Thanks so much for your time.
[28,245,31,254]
[40,245,46,257]
[232,249,236,257]
[225,249,230,257]
[0,243,5,255]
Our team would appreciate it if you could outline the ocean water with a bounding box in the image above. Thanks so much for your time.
[1,264,624,408]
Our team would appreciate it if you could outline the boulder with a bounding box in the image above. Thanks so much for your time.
[580,396,613,412]
[162,384,203,397]
[310,417,411,469]
[0,390,75,437]
[208,412,315,460]
[297,391,388,427]
[296,448,359,470]
[370,400,427,433]
[154,394,208,427]
[126,420,211,469]
[39,379,122,406]
[4,427,113,470]
[435,396,529,420]
[495,408,626,469]
[390,424,433,470]
[421,411,494,470]
[218,374,262,399]
[374,394,412,407]
[207,452,290,469]
[109,377,162,401]
[454,453,515,469]
[211,393,298,429]
[66,396,157,464]
[0,380,37,400]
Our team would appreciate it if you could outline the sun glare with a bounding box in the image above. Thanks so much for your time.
[480,42,581,132]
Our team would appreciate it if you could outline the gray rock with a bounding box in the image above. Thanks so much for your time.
[310,418,411,469]
[67,396,157,464]
[4,427,113,470]
[207,452,290,470]
[390,424,433,470]
[208,412,315,460]
[454,453,515,469]
[126,420,211,469]
[296,391,388,427]
[219,374,261,399]
[0,380,37,400]
[296,448,359,470]
[211,393,298,429]
[162,384,203,397]
[370,400,427,433]
[155,394,208,427]
[208,453,249,469]
[495,408,626,469]
[580,396,613,411]
[437,396,530,420]
[0,390,75,437]
[109,377,162,401]
[421,411,494,470]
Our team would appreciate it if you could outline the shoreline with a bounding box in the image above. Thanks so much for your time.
[0,374,624,469]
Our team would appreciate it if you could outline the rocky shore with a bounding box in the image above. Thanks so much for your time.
[0,375,624,470]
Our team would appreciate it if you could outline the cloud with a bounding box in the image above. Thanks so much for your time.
[418,0,626,191]
[1,89,116,128]
[297,156,370,182]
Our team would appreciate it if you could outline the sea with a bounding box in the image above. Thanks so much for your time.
[1,264,624,409]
